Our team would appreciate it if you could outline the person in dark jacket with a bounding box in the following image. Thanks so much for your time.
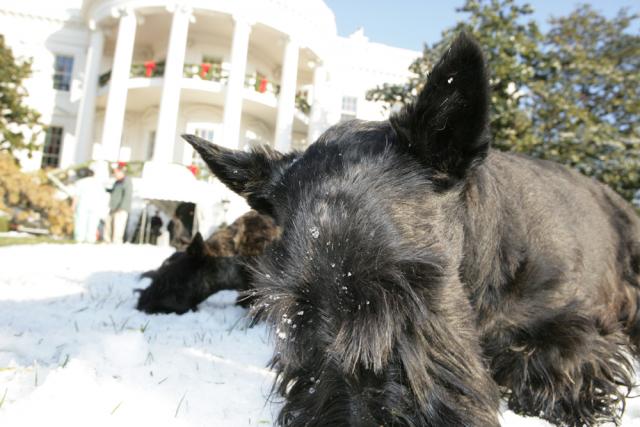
[105,165,133,243]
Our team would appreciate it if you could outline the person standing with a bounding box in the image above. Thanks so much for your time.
[72,166,109,243]
[105,164,133,244]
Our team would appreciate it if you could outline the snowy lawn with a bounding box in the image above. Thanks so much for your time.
[1,243,639,426]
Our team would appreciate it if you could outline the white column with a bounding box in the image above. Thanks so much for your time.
[222,17,251,149]
[307,63,327,144]
[101,8,137,161]
[152,4,192,163]
[72,27,105,164]
[274,37,299,152]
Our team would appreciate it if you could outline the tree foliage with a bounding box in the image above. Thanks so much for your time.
[367,0,640,201]
[529,5,640,201]
[0,152,73,236]
[0,34,43,159]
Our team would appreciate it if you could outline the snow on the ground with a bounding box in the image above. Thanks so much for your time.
[0,243,639,426]
[0,244,277,427]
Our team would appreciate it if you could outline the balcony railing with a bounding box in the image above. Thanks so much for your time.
[243,76,311,116]
[183,63,228,83]
[97,62,312,116]
[133,60,165,78]
[244,74,279,96]
[99,61,231,87]
[99,60,166,87]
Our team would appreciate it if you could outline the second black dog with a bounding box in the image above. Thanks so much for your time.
[136,210,278,314]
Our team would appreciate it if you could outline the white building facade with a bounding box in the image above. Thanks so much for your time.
[0,0,419,171]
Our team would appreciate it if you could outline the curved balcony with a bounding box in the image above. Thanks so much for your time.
[80,0,329,166]
[98,61,310,117]
[95,61,311,140]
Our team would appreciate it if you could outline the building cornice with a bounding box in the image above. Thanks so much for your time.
[0,7,86,29]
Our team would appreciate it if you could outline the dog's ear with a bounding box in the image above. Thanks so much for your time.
[391,32,490,181]
[182,134,296,216]
[187,232,206,258]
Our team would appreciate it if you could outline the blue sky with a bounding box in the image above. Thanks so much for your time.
[323,0,640,51]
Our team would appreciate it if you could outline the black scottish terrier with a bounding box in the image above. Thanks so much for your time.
[136,211,278,314]
[183,33,640,426]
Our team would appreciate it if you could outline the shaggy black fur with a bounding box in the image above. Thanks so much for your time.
[136,211,278,314]
[184,32,640,427]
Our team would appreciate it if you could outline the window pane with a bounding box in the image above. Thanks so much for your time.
[341,96,357,113]
[41,126,64,169]
[192,128,215,179]
[194,128,214,142]
[53,55,74,91]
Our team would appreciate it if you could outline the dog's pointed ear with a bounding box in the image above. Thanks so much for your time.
[187,232,206,258]
[182,134,295,216]
[391,32,490,181]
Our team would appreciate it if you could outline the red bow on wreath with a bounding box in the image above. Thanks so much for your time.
[200,63,211,78]
[187,165,199,176]
[259,78,268,93]
[144,60,156,77]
